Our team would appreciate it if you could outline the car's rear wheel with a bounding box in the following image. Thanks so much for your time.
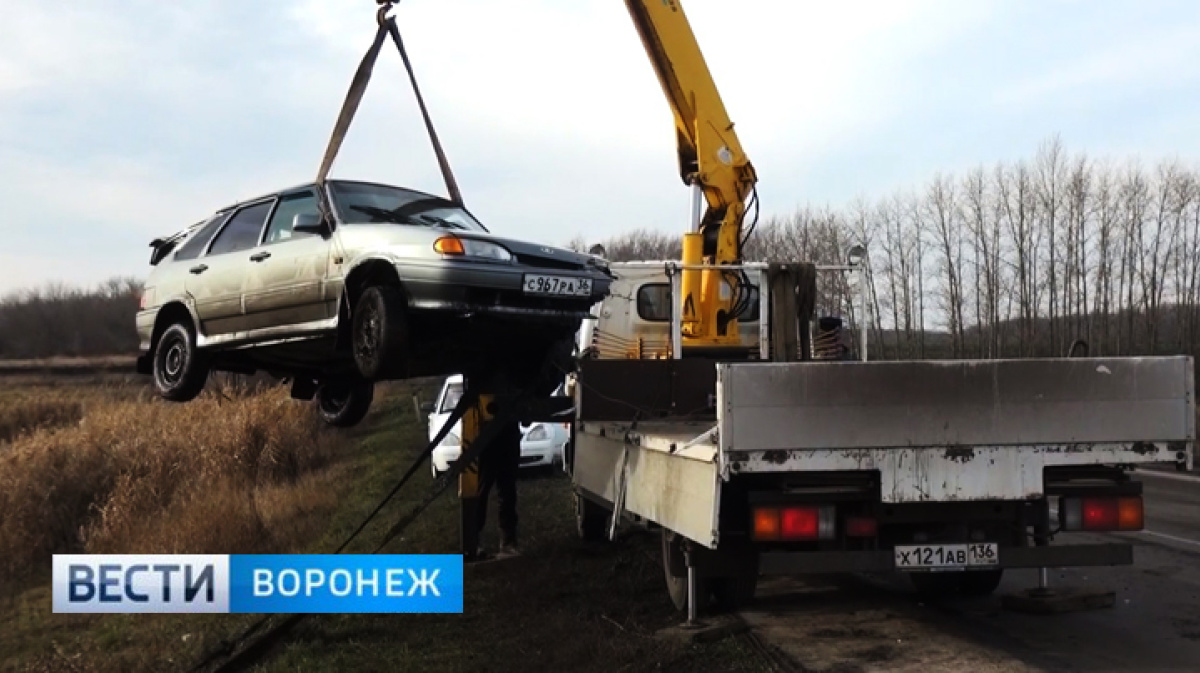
[352,285,408,381]
[314,379,374,428]
[152,322,209,402]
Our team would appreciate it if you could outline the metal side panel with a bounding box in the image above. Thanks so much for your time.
[719,357,1196,452]
[574,423,721,549]
[727,442,1183,502]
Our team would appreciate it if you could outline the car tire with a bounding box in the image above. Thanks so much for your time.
[575,490,611,542]
[152,322,209,402]
[314,379,375,428]
[352,285,408,381]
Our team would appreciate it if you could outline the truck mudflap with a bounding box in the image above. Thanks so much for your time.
[755,543,1133,575]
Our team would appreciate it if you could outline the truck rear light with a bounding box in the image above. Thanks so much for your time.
[752,505,835,541]
[845,516,878,537]
[1060,496,1143,531]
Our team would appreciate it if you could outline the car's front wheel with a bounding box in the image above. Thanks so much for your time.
[351,285,409,381]
[314,379,375,428]
[152,322,209,402]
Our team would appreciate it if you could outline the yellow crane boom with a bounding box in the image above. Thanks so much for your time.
[625,0,759,352]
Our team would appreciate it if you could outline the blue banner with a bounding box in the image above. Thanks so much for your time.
[230,555,463,614]
[53,554,464,614]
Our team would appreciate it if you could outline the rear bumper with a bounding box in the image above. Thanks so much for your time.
[755,543,1133,575]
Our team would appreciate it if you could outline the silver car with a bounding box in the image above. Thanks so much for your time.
[136,179,612,426]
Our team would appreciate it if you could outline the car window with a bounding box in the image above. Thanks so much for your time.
[636,283,759,322]
[264,190,320,244]
[173,213,229,262]
[208,201,274,256]
[439,383,463,412]
[329,181,487,232]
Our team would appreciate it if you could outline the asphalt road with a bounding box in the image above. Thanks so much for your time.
[741,469,1200,673]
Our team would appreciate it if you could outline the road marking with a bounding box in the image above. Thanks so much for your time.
[1135,529,1200,549]
[1134,469,1200,485]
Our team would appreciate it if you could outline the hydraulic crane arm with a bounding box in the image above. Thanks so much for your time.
[625,0,759,350]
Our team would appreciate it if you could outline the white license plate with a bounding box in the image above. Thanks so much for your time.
[523,274,592,297]
[894,543,999,571]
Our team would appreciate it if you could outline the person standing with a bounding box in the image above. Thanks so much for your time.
[476,418,523,558]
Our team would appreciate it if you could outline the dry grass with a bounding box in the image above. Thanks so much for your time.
[0,397,84,444]
[0,384,335,586]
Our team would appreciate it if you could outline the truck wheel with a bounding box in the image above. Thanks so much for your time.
[352,285,408,380]
[314,379,374,428]
[152,322,209,402]
[662,530,713,613]
[959,569,1004,597]
[575,491,610,542]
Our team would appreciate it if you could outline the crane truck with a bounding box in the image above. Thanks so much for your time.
[565,1,1196,618]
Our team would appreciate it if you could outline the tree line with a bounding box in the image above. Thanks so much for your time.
[570,137,1200,361]
[0,278,143,359]
[4,137,1197,362]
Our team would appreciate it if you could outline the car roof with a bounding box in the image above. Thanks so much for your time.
[213,179,446,215]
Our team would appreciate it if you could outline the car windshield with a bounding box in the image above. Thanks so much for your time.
[329,181,487,232]
[441,383,464,412]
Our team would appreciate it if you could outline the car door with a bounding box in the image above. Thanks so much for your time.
[241,188,336,331]
[186,199,274,337]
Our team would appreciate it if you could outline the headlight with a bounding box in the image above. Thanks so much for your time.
[525,425,549,442]
[433,236,512,262]
[443,432,461,446]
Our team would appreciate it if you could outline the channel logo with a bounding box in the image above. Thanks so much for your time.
[53,554,463,614]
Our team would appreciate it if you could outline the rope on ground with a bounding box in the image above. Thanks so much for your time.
[187,383,482,673]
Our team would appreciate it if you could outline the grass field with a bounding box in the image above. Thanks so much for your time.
[1,371,771,673]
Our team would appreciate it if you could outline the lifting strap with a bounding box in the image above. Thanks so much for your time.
[316,2,464,206]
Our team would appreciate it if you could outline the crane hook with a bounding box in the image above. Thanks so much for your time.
[376,0,396,26]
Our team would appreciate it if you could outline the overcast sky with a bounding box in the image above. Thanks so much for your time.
[2,0,1199,295]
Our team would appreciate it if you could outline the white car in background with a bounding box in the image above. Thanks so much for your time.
[425,375,571,477]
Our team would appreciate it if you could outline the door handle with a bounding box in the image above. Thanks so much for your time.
[189,264,208,274]
[250,252,272,262]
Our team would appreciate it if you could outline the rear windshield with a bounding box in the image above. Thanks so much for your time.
[329,181,487,232]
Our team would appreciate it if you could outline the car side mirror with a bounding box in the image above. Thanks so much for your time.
[293,213,329,236]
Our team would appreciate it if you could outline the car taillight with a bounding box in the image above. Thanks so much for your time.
[1060,496,1143,531]
[845,516,878,537]
[752,505,835,541]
